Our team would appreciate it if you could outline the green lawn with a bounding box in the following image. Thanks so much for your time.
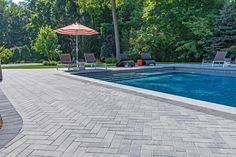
[2,63,115,69]
[1,62,201,69]
[2,65,62,69]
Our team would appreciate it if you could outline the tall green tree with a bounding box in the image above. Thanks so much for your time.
[111,0,120,59]
[0,1,29,48]
[0,0,8,45]
[206,2,236,56]
[77,0,112,57]
[129,0,225,61]
[27,0,54,38]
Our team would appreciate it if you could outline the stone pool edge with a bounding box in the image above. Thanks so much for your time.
[58,71,236,121]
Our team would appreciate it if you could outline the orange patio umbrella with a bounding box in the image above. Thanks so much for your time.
[54,22,99,65]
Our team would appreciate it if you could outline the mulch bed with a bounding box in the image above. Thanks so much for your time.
[0,115,2,129]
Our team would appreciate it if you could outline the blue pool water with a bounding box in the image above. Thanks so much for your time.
[115,72,236,107]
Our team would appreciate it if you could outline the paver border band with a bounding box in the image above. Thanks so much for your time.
[57,72,236,121]
[0,88,23,149]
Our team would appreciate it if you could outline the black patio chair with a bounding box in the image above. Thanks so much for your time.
[116,53,135,67]
[141,53,156,66]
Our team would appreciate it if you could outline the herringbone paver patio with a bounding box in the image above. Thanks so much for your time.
[0,69,236,157]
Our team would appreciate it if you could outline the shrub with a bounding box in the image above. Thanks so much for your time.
[105,57,117,64]
[34,25,60,61]
[0,46,14,63]
[42,61,58,66]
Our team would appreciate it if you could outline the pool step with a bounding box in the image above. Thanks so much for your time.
[79,73,149,82]
[77,70,178,82]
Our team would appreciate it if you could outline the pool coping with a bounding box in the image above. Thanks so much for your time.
[69,64,236,75]
[57,69,236,121]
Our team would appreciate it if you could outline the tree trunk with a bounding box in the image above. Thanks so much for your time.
[111,0,121,60]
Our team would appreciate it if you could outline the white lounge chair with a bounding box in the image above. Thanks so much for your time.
[202,51,231,67]
[211,52,230,67]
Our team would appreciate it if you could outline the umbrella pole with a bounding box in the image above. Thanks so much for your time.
[76,35,79,67]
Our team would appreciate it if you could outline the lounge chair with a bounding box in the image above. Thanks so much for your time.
[84,53,97,69]
[202,52,230,67]
[141,53,156,66]
[58,53,74,70]
[116,53,135,67]
[212,52,230,67]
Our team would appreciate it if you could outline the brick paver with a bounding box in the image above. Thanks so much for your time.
[0,69,236,157]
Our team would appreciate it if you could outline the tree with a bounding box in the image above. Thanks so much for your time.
[206,2,236,56]
[100,34,115,59]
[34,25,59,61]
[176,16,214,61]
[27,0,53,33]
[0,0,7,46]
[0,0,230,63]
[111,0,120,59]
[0,1,30,48]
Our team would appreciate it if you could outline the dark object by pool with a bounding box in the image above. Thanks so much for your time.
[0,115,2,129]
[116,53,135,67]
[0,64,2,82]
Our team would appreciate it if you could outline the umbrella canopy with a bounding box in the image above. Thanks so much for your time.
[54,22,98,65]
[55,22,98,35]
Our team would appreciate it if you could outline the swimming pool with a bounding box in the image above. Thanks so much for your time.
[116,72,236,107]
[76,68,236,108]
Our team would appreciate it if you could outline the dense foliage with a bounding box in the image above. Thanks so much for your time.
[0,0,235,63]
